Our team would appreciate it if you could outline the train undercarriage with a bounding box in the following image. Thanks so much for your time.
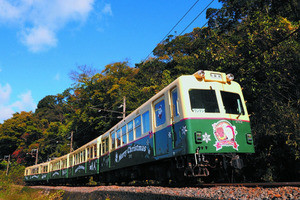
[94,153,246,185]
[26,153,246,186]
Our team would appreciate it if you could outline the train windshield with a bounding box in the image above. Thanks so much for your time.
[189,89,220,113]
[221,91,245,115]
[189,89,245,115]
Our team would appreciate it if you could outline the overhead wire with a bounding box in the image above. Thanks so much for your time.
[143,0,214,62]
[72,0,218,148]
[158,0,200,43]
[178,0,215,36]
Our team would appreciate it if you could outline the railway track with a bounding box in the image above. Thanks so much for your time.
[31,182,300,200]
[200,181,300,188]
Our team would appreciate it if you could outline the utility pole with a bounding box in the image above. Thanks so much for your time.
[35,148,38,165]
[5,155,10,176]
[70,131,73,153]
[30,148,39,165]
[123,96,126,119]
[32,148,39,165]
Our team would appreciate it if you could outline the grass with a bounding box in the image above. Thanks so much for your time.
[0,183,64,200]
[0,162,64,200]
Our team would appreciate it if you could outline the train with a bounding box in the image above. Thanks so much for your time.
[24,70,255,185]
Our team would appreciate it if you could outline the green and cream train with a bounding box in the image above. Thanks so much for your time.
[24,70,254,185]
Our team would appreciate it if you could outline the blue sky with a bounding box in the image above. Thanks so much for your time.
[0,0,222,123]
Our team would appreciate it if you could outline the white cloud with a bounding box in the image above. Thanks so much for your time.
[0,0,97,52]
[0,83,36,123]
[0,0,21,21]
[12,90,36,111]
[0,106,14,123]
[102,4,112,16]
[0,83,11,104]
[21,26,57,52]
[54,73,60,81]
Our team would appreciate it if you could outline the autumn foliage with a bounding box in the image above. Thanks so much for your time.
[0,0,299,182]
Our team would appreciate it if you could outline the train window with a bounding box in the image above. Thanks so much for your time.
[135,116,141,138]
[142,111,150,134]
[62,159,67,169]
[99,144,101,156]
[102,141,105,154]
[171,89,179,117]
[155,99,166,127]
[93,144,97,158]
[69,156,73,167]
[116,129,121,147]
[221,91,245,115]
[102,138,109,154]
[111,132,116,150]
[105,138,109,152]
[189,89,219,113]
[128,121,134,142]
[122,125,127,145]
[87,147,90,159]
[83,150,85,162]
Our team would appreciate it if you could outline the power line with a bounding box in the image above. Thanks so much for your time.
[179,0,215,36]
[160,0,200,43]
[143,0,201,62]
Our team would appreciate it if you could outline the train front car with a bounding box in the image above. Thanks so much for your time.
[177,70,254,182]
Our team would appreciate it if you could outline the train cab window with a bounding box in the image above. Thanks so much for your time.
[122,125,127,145]
[189,89,219,113]
[111,132,116,150]
[155,99,166,127]
[171,89,179,117]
[116,129,121,147]
[128,121,134,142]
[142,111,150,134]
[221,91,245,115]
[135,116,141,138]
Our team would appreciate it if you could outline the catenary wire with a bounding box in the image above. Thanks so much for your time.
[143,0,204,62]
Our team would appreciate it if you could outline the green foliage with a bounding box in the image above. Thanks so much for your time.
[0,0,298,182]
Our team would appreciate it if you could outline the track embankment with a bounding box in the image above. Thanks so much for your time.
[31,184,300,200]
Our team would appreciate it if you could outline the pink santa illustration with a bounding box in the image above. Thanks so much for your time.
[213,120,239,151]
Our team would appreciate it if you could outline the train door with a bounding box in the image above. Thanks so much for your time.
[153,95,170,156]
[170,87,183,149]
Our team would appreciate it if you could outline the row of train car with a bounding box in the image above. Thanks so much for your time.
[24,70,255,185]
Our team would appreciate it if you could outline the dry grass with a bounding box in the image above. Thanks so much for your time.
[0,180,64,200]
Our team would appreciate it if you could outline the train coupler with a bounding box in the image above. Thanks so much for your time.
[183,153,210,177]
[231,155,244,169]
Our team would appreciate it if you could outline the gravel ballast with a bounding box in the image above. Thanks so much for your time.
[31,185,300,200]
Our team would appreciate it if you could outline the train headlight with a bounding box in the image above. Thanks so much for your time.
[195,131,202,144]
[194,70,205,79]
[226,73,234,82]
[246,133,253,144]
